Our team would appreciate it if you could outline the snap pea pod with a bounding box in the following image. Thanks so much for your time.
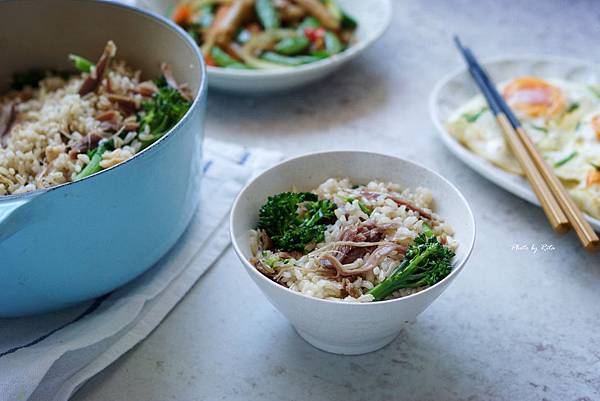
[255,0,279,29]
[211,46,250,69]
[310,50,330,59]
[196,4,214,28]
[298,16,320,30]
[260,52,321,66]
[274,36,310,55]
[324,31,342,55]
[69,54,94,73]
[75,143,107,180]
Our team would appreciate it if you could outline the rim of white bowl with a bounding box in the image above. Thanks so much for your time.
[206,0,393,78]
[229,150,477,307]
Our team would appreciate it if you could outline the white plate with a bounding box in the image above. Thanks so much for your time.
[137,0,392,93]
[429,55,600,231]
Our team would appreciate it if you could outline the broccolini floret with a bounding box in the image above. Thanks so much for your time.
[257,192,336,253]
[367,226,454,300]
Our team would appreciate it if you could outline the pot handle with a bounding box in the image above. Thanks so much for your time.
[0,196,34,242]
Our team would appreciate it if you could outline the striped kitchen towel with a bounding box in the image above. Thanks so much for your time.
[0,138,282,401]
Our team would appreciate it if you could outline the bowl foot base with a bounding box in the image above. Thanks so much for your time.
[294,327,400,355]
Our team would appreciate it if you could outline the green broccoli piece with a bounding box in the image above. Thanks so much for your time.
[257,192,336,253]
[367,226,454,301]
[138,77,191,149]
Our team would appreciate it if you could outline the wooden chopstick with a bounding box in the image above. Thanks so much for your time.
[453,37,570,234]
[455,37,600,250]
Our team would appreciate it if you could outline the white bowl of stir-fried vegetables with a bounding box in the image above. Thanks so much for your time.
[138,0,392,92]
[230,151,476,354]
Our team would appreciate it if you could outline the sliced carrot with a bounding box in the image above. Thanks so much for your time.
[172,3,194,25]
[592,115,600,141]
[587,169,600,187]
[204,54,216,67]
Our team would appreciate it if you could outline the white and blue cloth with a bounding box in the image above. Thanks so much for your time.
[0,138,282,401]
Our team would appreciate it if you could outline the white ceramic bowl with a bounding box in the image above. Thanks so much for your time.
[136,0,392,93]
[230,151,476,355]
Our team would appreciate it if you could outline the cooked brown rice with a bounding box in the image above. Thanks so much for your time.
[250,178,458,302]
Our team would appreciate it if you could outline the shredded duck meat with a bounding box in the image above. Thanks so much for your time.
[318,221,384,276]
[320,243,406,277]
[106,94,139,115]
[359,191,433,221]
[160,63,193,102]
[335,221,384,264]
[68,133,102,159]
[79,41,117,96]
[0,102,16,146]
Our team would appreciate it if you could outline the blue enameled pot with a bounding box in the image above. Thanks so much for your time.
[0,0,207,317]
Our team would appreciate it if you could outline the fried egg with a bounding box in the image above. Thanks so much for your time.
[446,76,600,220]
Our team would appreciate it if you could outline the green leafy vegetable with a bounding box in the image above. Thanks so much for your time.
[257,192,336,252]
[588,86,600,100]
[358,201,372,215]
[341,12,358,29]
[530,124,548,133]
[74,142,109,180]
[462,107,488,123]
[554,151,578,167]
[341,196,372,215]
[566,102,580,113]
[591,163,600,171]
[367,226,454,301]
[69,54,94,73]
[138,78,192,149]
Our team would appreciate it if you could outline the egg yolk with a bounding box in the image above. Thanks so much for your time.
[502,77,566,119]
[587,169,600,187]
[592,115,600,141]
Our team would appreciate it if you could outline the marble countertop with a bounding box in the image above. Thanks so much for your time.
[73,0,600,400]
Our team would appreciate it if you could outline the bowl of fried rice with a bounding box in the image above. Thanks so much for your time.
[0,0,206,317]
[230,151,475,354]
